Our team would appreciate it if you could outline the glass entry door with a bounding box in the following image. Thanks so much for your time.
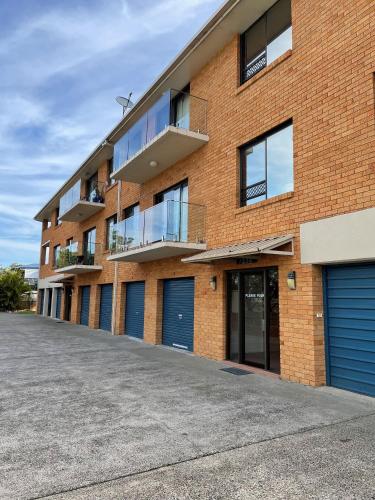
[243,271,265,367]
[227,268,280,373]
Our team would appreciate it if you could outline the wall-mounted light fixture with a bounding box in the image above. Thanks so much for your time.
[209,276,217,291]
[149,160,158,168]
[287,271,296,290]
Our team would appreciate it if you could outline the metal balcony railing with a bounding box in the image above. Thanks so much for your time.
[59,180,105,217]
[113,89,208,173]
[54,241,102,269]
[110,200,206,254]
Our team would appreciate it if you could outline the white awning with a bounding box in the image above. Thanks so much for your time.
[182,235,294,264]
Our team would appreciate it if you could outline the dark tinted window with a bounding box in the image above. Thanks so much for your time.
[107,157,115,186]
[123,203,140,220]
[83,228,96,264]
[106,214,117,249]
[241,0,291,83]
[86,173,98,201]
[53,245,60,266]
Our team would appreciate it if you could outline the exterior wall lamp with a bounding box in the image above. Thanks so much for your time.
[287,271,296,290]
[209,276,217,291]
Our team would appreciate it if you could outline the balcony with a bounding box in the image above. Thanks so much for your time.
[112,89,208,184]
[54,241,103,274]
[107,200,206,263]
[59,180,105,222]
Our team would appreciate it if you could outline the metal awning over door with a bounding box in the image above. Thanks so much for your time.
[182,235,293,264]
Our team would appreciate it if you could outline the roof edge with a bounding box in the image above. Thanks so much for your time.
[33,0,240,221]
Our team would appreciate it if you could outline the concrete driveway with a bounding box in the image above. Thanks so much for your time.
[1,313,375,499]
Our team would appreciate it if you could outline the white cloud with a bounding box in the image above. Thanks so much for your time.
[0,0,219,86]
[0,0,222,265]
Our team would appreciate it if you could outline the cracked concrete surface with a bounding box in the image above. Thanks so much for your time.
[1,313,374,499]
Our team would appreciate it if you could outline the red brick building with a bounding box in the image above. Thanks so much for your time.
[35,0,375,396]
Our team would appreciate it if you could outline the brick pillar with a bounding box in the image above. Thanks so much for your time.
[115,282,126,335]
[279,263,325,387]
[71,286,79,323]
[61,287,66,320]
[310,265,326,385]
[194,268,226,360]
[89,285,101,329]
[144,278,163,345]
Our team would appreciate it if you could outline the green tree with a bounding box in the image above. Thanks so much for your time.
[0,268,31,312]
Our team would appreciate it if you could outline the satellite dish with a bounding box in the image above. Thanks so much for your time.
[116,93,134,116]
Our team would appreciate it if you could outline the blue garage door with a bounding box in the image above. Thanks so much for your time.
[56,288,62,319]
[324,264,375,397]
[99,284,113,332]
[38,289,44,315]
[163,278,195,351]
[80,286,91,326]
[125,282,145,339]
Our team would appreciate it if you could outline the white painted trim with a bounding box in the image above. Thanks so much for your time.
[300,208,375,264]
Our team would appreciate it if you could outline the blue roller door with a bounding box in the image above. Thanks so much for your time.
[55,288,62,319]
[99,284,113,332]
[125,282,145,339]
[162,278,194,351]
[80,286,91,326]
[324,264,375,397]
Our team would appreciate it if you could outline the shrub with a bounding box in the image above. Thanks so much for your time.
[0,268,31,312]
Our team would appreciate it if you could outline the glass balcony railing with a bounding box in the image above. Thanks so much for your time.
[110,200,206,254]
[54,241,102,269]
[113,89,208,173]
[59,180,105,217]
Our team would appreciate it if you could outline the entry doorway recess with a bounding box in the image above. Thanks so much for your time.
[64,286,73,321]
[227,268,280,373]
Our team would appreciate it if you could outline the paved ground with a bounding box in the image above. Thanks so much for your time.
[1,314,375,500]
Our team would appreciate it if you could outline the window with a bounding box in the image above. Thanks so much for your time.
[55,207,60,226]
[106,214,117,250]
[83,227,96,265]
[86,172,101,202]
[122,204,140,248]
[172,85,190,129]
[240,0,291,84]
[155,180,188,205]
[53,244,61,267]
[123,203,140,220]
[107,157,115,186]
[155,180,188,242]
[42,244,49,265]
[240,121,293,206]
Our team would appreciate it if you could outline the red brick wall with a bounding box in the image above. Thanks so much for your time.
[39,0,374,386]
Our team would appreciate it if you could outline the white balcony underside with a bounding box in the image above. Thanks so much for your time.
[107,241,207,263]
[59,201,105,222]
[55,265,102,274]
[112,126,209,184]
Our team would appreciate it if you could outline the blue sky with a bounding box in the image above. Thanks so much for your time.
[0,0,222,266]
